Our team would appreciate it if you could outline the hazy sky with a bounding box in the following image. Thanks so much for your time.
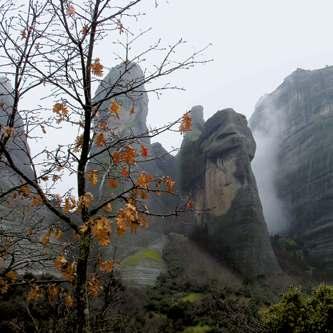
[126,0,333,150]
[7,0,333,192]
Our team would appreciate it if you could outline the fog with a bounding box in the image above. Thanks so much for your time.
[251,105,290,234]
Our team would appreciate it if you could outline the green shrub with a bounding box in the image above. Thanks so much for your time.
[260,284,333,332]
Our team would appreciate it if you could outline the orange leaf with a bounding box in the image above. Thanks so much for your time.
[95,132,106,146]
[5,271,17,283]
[91,58,104,77]
[41,230,51,246]
[122,146,136,165]
[112,151,121,165]
[27,285,43,302]
[179,112,192,134]
[78,192,94,208]
[47,284,60,303]
[137,172,153,189]
[103,202,113,213]
[140,144,149,158]
[164,176,176,193]
[32,195,43,207]
[121,166,129,177]
[99,260,113,273]
[86,169,99,186]
[107,178,118,189]
[53,103,69,122]
[91,216,111,247]
[51,227,63,240]
[87,276,103,297]
[108,100,121,119]
[64,293,75,308]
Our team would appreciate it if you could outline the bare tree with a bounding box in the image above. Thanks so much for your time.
[0,0,209,331]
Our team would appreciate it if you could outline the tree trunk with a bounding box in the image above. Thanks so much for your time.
[75,235,91,333]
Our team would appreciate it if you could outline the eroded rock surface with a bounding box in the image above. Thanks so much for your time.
[250,66,333,273]
[178,108,281,278]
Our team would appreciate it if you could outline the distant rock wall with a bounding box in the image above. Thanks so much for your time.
[250,66,333,273]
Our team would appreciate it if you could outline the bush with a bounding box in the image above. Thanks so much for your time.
[260,284,333,332]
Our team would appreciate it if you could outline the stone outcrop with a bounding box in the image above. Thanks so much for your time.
[250,66,333,273]
[0,77,34,188]
[178,108,281,278]
[0,77,53,274]
[87,63,178,286]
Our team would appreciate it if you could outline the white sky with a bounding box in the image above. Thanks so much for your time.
[131,0,333,150]
[8,0,333,192]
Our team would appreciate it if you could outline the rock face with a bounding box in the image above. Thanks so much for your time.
[250,66,333,273]
[0,77,34,188]
[88,63,178,287]
[178,108,281,278]
[0,77,53,274]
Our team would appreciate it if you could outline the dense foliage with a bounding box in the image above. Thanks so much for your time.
[260,285,333,333]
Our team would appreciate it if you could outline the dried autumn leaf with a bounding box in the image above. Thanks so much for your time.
[137,189,149,200]
[3,126,14,138]
[186,200,193,209]
[140,144,149,158]
[63,262,76,282]
[54,255,67,272]
[51,227,63,240]
[31,195,43,207]
[91,58,104,77]
[179,112,192,134]
[19,184,30,197]
[54,255,76,282]
[47,284,60,303]
[121,166,129,177]
[64,196,76,214]
[78,192,94,209]
[103,202,113,213]
[108,100,121,119]
[79,222,89,234]
[66,4,76,16]
[53,103,69,121]
[0,278,9,295]
[99,260,113,273]
[5,271,17,283]
[41,230,51,246]
[81,24,89,36]
[64,293,75,308]
[116,203,140,235]
[91,216,111,246]
[122,146,136,165]
[21,29,27,39]
[73,134,83,152]
[137,172,153,189]
[164,176,176,193]
[86,169,99,186]
[27,285,43,302]
[112,151,121,165]
[87,276,103,297]
[107,178,118,189]
[95,132,106,146]
[52,174,61,182]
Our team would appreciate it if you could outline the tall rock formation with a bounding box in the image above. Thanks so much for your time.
[87,63,178,286]
[0,77,52,274]
[250,66,333,273]
[178,108,281,278]
[0,77,34,188]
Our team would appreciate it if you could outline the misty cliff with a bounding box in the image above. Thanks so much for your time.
[178,107,281,278]
[250,66,333,274]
